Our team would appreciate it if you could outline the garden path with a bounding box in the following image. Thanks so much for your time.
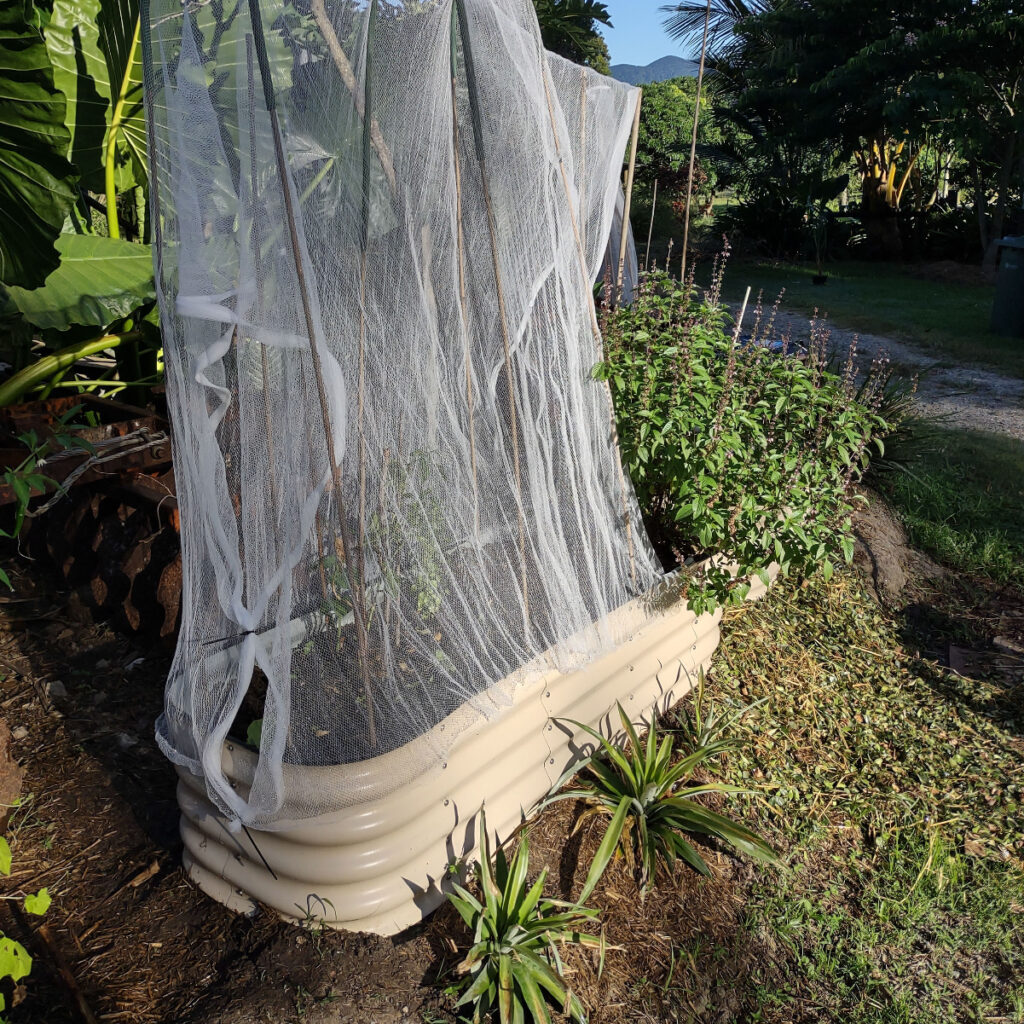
[770,309,1024,442]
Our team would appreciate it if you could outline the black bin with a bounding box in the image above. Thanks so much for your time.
[991,236,1024,337]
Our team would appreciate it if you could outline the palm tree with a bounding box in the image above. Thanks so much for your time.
[660,0,769,59]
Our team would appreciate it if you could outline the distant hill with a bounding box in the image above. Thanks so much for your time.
[610,55,699,85]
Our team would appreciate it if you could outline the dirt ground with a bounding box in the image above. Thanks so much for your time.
[0,492,1020,1024]
[0,567,454,1024]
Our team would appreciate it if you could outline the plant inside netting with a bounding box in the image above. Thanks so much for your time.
[142,0,666,829]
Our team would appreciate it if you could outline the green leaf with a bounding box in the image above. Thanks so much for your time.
[0,0,79,288]
[456,961,494,1009]
[0,936,31,983]
[502,835,530,921]
[24,886,51,915]
[0,836,11,875]
[246,718,263,748]
[97,0,146,185]
[44,0,110,192]
[477,811,500,921]
[448,889,481,930]
[498,953,514,1024]
[515,872,547,927]
[4,233,154,330]
[515,962,552,1024]
[578,794,630,904]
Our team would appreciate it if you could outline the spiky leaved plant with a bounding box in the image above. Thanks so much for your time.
[447,811,604,1024]
[551,703,777,900]
[674,668,766,756]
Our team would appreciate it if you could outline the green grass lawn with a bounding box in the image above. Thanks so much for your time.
[876,426,1024,588]
[691,258,1024,379]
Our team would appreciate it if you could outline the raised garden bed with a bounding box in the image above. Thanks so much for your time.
[177,566,775,936]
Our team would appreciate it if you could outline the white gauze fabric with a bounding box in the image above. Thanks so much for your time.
[143,0,662,828]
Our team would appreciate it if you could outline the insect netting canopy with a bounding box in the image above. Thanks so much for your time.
[145,0,662,829]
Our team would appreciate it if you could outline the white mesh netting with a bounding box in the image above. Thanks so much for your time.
[143,0,663,828]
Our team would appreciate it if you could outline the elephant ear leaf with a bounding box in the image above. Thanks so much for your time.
[44,0,146,193]
[0,0,79,288]
[97,0,147,186]
[3,234,155,332]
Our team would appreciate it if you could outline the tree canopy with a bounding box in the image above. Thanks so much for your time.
[533,0,612,73]
[703,0,1024,260]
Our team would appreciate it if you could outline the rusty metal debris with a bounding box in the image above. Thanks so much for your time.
[1,394,182,639]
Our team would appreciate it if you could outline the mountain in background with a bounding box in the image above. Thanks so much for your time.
[609,55,698,84]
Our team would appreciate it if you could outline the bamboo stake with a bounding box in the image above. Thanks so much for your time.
[244,14,376,748]
[539,65,637,588]
[540,73,601,343]
[679,0,712,288]
[138,0,166,299]
[449,4,480,537]
[309,0,396,195]
[578,73,587,252]
[453,0,530,622]
[614,90,642,308]
[246,39,280,563]
[644,178,658,271]
[355,0,379,680]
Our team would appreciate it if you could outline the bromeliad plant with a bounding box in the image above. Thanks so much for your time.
[550,703,776,899]
[674,668,765,756]
[447,811,602,1024]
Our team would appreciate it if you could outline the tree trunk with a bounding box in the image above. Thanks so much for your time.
[974,162,991,260]
[860,179,902,259]
[983,130,1021,270]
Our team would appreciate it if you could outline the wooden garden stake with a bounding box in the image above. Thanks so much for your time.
[679,0,713,288]
[244,12,377,748]
[644,178,658,271]
[454,0,531,622]
[246,39,280,561]
[309,0,396,194]
[615,90,642,308]
[578,73,588,252]
[540,63,638,588]
[450,5,480,537]
[355,0,380,689]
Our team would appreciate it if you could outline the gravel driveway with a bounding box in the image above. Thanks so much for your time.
[769,309,1024,442]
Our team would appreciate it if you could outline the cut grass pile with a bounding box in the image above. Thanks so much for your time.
[701,570,1024,1024]
[690,258,1020,379]
[533,563,1023,1024]
[876,426,1024,588]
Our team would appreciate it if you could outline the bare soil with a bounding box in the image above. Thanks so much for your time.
[0,573,451,1024]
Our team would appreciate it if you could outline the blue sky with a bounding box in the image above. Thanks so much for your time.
[602,0,687,66]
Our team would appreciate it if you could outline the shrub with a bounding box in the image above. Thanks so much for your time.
[596,259,893,613]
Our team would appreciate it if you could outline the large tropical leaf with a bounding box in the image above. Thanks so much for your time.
[44,0,145,192]
[3,233,154,330]
[0,0,79,288]
[660,0,771,59]
[97,0,146,184]
[43,0,111,191]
